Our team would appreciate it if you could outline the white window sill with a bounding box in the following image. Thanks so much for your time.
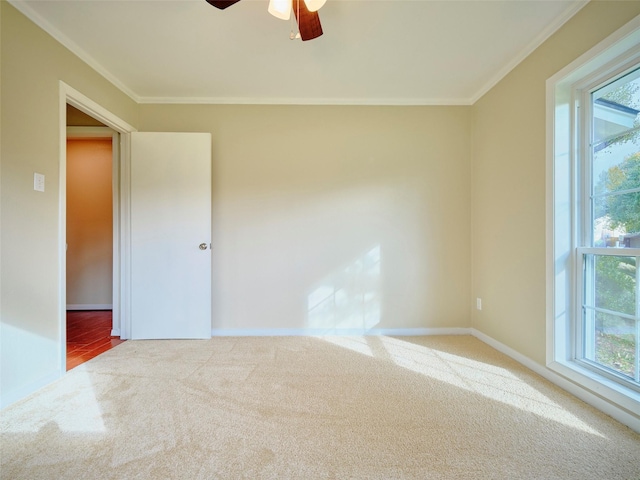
[548,359,640,422]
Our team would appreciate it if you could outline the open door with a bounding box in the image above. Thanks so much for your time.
[130,132,212,339]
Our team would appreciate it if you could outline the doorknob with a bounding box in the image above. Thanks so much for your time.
[199,243,208,250]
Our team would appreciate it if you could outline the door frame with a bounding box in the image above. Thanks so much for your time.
[59,82,137,373]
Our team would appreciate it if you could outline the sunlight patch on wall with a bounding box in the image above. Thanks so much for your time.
[307,245,381,334]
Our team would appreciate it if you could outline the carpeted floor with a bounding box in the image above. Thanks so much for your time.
[1,335,639,479]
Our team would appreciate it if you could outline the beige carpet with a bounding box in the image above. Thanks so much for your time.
[1,335,639,479]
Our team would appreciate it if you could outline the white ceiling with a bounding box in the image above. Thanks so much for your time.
[11,0,586,105]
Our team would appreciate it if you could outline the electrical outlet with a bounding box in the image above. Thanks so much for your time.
[476,298,482,310]
[34,173,45,192]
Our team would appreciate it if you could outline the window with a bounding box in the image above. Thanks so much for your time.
[579,68,640,389]
[547,17,640,422]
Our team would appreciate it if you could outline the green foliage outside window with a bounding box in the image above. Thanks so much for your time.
[602,153,640,234]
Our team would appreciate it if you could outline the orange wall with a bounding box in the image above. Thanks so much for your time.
[66,139,113,307]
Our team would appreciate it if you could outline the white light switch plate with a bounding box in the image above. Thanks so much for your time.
[34,173,45,192]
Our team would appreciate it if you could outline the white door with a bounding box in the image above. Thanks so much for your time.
[130,132,211,339]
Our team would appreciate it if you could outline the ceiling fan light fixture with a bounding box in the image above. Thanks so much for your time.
[303,0,326,12]
[268,0,292,20]
[291,0,323,41]
[205,0,241,9]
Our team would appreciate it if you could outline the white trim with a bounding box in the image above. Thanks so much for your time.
[577,246,640,256]
[471,329,640,434]
[58,85,68,376]
[137,96,473,106]
[211,327,471,337]
[0,372,61,410]
[66,304,113,311]
[8,1,140,103]
[62,84,136,133]
[470,1,589,105]
[118,132,132,340]
[111,133,121,337]
[547,16,640,88]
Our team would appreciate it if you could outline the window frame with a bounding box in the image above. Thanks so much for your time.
[547,15,640,425]
[574,66,640,390]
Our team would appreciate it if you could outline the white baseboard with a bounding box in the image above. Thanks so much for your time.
[211,327,471,337]
[372,327,471,336]
[470,328,640,434]
[110,328,121,337]
[67,304,112,311]
[0,370,62,409]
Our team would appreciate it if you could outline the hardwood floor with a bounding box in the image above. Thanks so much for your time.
[66,310,125,370]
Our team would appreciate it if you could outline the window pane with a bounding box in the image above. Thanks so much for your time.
[584,310,637,380]
[593,255,637,316]
[591,69,640,248]
[583,253,638,385]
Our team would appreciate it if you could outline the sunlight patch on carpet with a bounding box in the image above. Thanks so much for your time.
[323,335,605,437]
[2,368,105,433]
[322,335,376,357]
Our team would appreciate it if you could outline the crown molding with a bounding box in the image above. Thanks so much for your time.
[136,96,473,106]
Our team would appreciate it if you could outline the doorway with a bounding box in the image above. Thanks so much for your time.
[59,83,136,374]
[66,122,122,369]
[66,134,112,311]
[66,108,118,368]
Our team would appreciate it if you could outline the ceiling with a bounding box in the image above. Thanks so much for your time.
[12,0,587,105]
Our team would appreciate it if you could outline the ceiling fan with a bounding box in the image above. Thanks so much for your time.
[205,0,325,41]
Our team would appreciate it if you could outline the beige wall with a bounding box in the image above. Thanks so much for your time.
[471,1,640,364]
[67,104,106,127]
[139,105,471,332]
[66,139,113,307]
[0,2,137,405]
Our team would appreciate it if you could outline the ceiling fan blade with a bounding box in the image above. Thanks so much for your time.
[205,0,241,10]
[292,0,323,41]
